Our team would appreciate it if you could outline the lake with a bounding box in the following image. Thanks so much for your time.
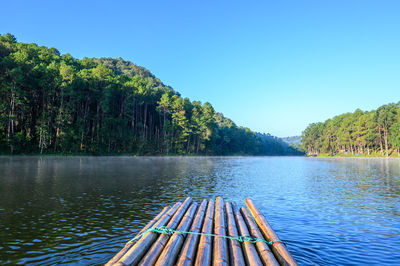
[0,156,399,265]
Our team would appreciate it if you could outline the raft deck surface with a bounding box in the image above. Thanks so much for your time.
[107,197,297,266]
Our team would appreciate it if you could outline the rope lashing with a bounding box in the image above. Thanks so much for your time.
[126,226,284,246]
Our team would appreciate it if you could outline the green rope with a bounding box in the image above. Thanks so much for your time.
[126,226,284,246]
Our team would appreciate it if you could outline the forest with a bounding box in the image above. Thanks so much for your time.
[302,103,400,157]
[0,34,301,156]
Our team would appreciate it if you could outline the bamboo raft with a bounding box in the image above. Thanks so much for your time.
[106,197,297,266]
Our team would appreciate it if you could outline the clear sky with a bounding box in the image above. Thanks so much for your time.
[1,0,400,137]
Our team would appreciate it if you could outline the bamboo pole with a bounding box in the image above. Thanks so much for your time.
[106,205,171,265]
[213,197,229,266]
[138,197,194,265]
[241,207,279,266]
[245,198,297,266]
[225,202,245,266]
[194,199,215,266]
[232,203,263,266]
[176,199,208,266]
[115,201,182,266]
[155,202,199,265]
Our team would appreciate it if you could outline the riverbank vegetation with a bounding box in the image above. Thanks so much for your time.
[302,103,400,157]
[0,34,302,156]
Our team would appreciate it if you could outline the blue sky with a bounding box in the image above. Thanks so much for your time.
[1,0,400,137]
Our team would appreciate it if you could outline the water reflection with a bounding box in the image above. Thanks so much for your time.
[0,157,399,265]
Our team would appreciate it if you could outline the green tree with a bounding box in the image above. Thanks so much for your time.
[389,122,400,155]
[0,33,302,156]
[374,104,397,156]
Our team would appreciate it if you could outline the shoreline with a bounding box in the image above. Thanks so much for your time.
[1,153,398,159]
[311,154,400,159]
[0,154,305,158]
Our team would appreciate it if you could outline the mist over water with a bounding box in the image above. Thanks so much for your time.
[0,156,399,265]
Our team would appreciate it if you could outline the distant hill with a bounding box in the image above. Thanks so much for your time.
[281,136,302,146]
[257,134,304,155]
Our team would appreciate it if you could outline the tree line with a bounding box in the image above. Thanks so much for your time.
[0,34,301,156]
[301,102,400,156]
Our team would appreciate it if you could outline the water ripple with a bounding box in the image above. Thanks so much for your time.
[0,156,399,265]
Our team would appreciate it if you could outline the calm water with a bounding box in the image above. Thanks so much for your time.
[0,156,399,265]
